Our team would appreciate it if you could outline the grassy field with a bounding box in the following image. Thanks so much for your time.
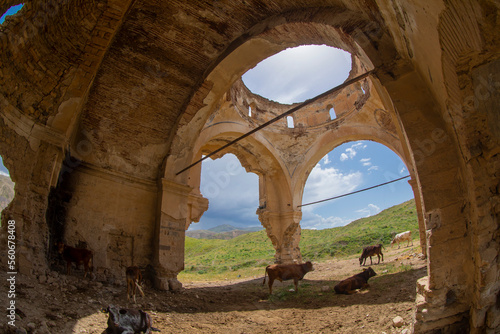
[179,199,418,282]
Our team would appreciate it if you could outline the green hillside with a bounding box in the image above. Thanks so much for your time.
[300,199,418,260]
[181,199,418,280]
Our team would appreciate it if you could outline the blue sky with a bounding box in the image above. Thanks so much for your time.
[0,157,8,176]
[0,4,23,24]
[192,45,414,230]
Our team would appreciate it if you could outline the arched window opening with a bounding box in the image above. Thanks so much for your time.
[0,3,24,24]
[301,140,414,231]
[328,105,337,120]
[287,116,294,128]
[0,155,15,224]
[248,103,256,118]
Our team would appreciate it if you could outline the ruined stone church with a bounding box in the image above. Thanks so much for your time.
[0,1,498,332]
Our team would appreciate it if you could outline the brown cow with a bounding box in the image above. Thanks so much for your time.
[126,266,145,303]
[262,261,314,294]
[334,267,377,294]
[359,244,384,266]
[57,242,93,278]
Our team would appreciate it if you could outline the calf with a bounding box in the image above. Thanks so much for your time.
[126,266,145,303]
[390,231,413,248]
[262,261,314,294]
[359,244,384,266]
[102,305,160,333]
[57,242,93,278]
[334,267,377,294]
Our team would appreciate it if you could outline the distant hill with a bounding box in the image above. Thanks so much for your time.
[0,174,14,213]
[187,224,263,240]
[183,199,418,276]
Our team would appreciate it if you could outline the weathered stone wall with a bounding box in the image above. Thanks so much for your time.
[59,165,157,281]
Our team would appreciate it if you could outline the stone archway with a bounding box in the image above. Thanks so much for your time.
[159,12,475,331]
[1,2,498,332]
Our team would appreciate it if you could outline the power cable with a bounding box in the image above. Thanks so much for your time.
[298,175,411,208]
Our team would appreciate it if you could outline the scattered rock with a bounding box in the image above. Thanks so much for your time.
[393,316,405,327]
[321,286,330,292]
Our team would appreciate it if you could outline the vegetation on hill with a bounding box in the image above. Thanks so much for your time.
[186,224,263,240]
[300,199,418,260]
[180,199,418,281]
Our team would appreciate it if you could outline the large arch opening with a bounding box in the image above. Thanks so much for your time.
[301,140,414,230]
[0,155,15,224]
[191,153,260,231]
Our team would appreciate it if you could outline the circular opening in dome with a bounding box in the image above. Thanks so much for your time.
[242,45,351,104]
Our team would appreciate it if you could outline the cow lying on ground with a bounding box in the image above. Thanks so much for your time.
[102,305,160,333]
[262,261,314,294]
[390,231,413,248]
[359,244,384,266]
[126,266,145,303]
[57,242,93,278]
[334,267,377,294]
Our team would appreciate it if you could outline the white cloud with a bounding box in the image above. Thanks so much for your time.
[322,154,330,165]
[400,166,407,174]
[242,45,352,104]
[0,170,9,176]
[356,204,381,217]
[300,211,351,230]
[303,164,362,205]
[352,142,367,149]
[345,147,356,159]
[368,166,379,171]
[360,158,371,166]
[197,154,260,229]
[340,142,368,162]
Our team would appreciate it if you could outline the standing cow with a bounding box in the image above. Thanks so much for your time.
[359,244,384,266]
[263,261,314,294]
[334,267,377,294]
[57,242,93,278]
[390,231,413,248]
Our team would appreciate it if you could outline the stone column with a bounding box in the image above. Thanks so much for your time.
[0,141,64,275]
[257,209,303,264]
[154,179,208,291]
[408,178,427,258]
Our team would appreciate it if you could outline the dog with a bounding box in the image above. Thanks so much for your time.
[102,305,160,333]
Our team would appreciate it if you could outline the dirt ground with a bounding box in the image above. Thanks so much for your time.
[2,246,426,333]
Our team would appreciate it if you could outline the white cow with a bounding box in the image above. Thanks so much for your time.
[390,231,413,248]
